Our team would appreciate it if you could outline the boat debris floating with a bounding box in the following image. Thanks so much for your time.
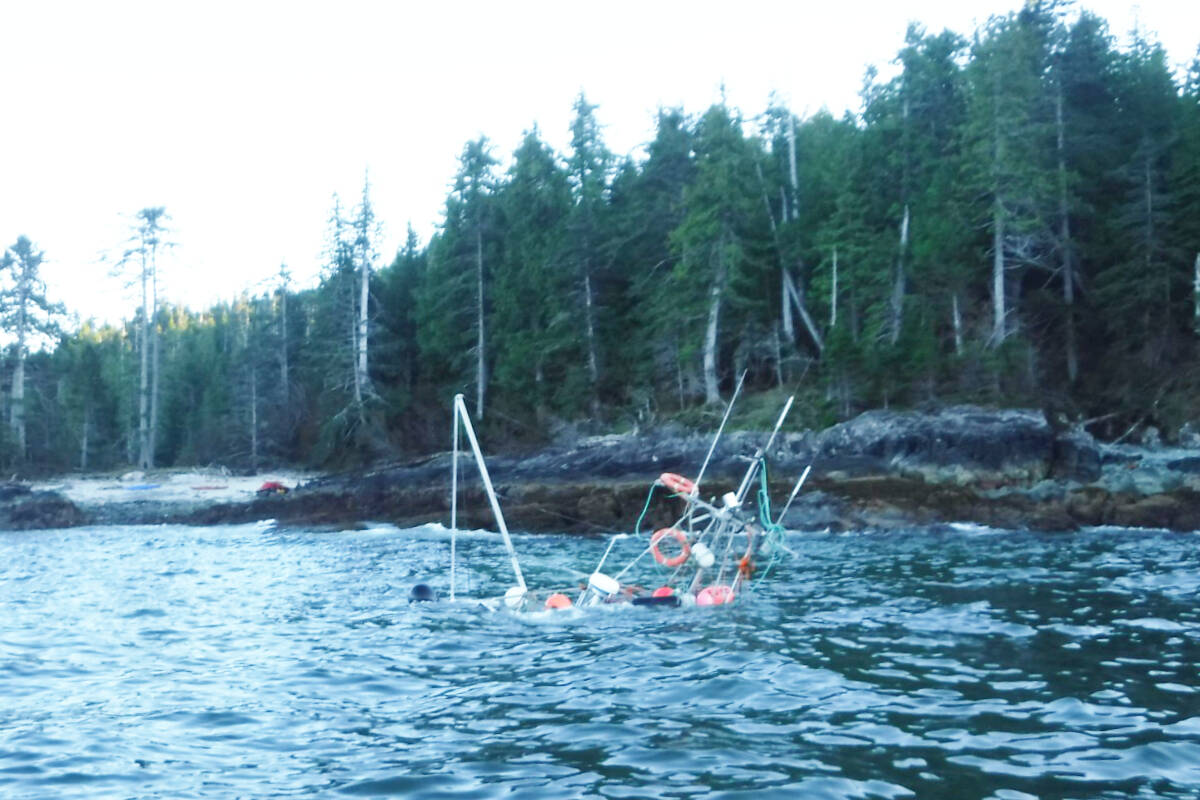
[434,383,809,613]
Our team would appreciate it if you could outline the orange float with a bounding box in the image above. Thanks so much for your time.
[658,472,697,495]
[650,528,691,567]
[696,585,735,606]
[544,593,572,610]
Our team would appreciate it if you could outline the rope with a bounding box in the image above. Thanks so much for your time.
[633,483,661,536]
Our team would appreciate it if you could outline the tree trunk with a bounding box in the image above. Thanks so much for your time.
[830,247,838,330]
[780,270,794,342]
[10,356,24,459]
[787,114,799,221]
[138,251,152,470]
[250,364,259,468]
[1144,148,1164,340]
[279,279,289,408]
[150,310,160,465]
[10,266,27,460]
[784,269,824,355]
[772,324,784,387]
[992,198,1007,346]
[1056,85,1078,383]
[991,100,1008,349]
[1193,253,1200,335]
[80,410,90,471]
[357,243,370,402]
[890,205,909,345]
[475,227,487,421]
[149,249,160,468]
[952,292,964,356]
[350,302,361,406]
[703,239,728,405]
[675,343,685,409]
[583,269,599,415]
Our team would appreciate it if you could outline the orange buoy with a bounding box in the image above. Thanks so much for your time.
[544,593,572,610]
[658,472,697,495]
[651,585,674,598]
[650,528,691,567]
[696,585,735,606]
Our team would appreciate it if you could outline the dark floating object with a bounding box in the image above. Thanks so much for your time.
[409,583,438,603]
[632,595,681,608]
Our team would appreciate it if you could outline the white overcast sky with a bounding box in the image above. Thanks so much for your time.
[1,1,1196,325]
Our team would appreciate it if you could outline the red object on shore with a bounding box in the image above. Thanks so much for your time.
[257,481,289,495]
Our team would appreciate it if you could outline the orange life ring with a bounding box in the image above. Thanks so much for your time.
[650,528,691,567]
[658,472,697,495]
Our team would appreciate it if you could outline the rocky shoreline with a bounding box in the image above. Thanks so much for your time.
[6,406,1200,533]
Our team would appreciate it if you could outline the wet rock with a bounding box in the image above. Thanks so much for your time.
[809,407,1058,485]
[1051,431,1102,482]
[29,405,1200,533]
[0,484,86,530]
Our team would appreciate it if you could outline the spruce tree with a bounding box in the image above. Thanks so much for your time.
[492,129,572,418]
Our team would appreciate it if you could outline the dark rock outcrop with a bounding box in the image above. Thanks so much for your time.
[0,483,86,530]
[13,405,1200,533]
[809,407,1058,484]
[167,405,1120,533]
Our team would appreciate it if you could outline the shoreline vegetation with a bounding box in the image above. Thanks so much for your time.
[7,406,1200,533]
[1,6,1199,483]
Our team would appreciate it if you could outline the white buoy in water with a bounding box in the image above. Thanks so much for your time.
[578,571,620,607]
[589,572,620,596]
[691,542,716,569]
[503,585,527,610]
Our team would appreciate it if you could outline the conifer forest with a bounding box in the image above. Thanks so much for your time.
[4,5,1200,473]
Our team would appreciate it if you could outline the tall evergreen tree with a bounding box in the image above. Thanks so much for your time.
[1095,33,1181,372]
[375,225,426,418]
[124,207,170,469]
[1174,50,1200,335]
[566,94,613,414]
[492,129,573,418]
[619,109,696,410]
[1,237,62,463]
[669,103,771,404]
[965,5,1061,349]
[351,174,379,408]
[418,138,499,419]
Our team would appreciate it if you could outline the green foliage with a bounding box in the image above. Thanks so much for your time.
[491,129,573,419]
[9,6,1200,472]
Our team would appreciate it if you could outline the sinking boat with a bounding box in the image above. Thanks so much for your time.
[433,381,807,613]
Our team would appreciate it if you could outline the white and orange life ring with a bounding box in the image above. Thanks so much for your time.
[650,527,691,567]
[658,472,697,495]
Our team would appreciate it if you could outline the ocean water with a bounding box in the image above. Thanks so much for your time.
[1,523,1198,799]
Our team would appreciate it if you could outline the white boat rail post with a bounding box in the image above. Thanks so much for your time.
[450,395,462,602]
[734,395,794,505]
[708,395,793,588]
[452,394,527,598]
[774,464,812,528]
[592,533,630,576]
[693,370,747,495]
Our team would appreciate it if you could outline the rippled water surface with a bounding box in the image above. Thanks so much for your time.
[2,523,1199,799]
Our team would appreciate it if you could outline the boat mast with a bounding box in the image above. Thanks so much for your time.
[453,393,526,593]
